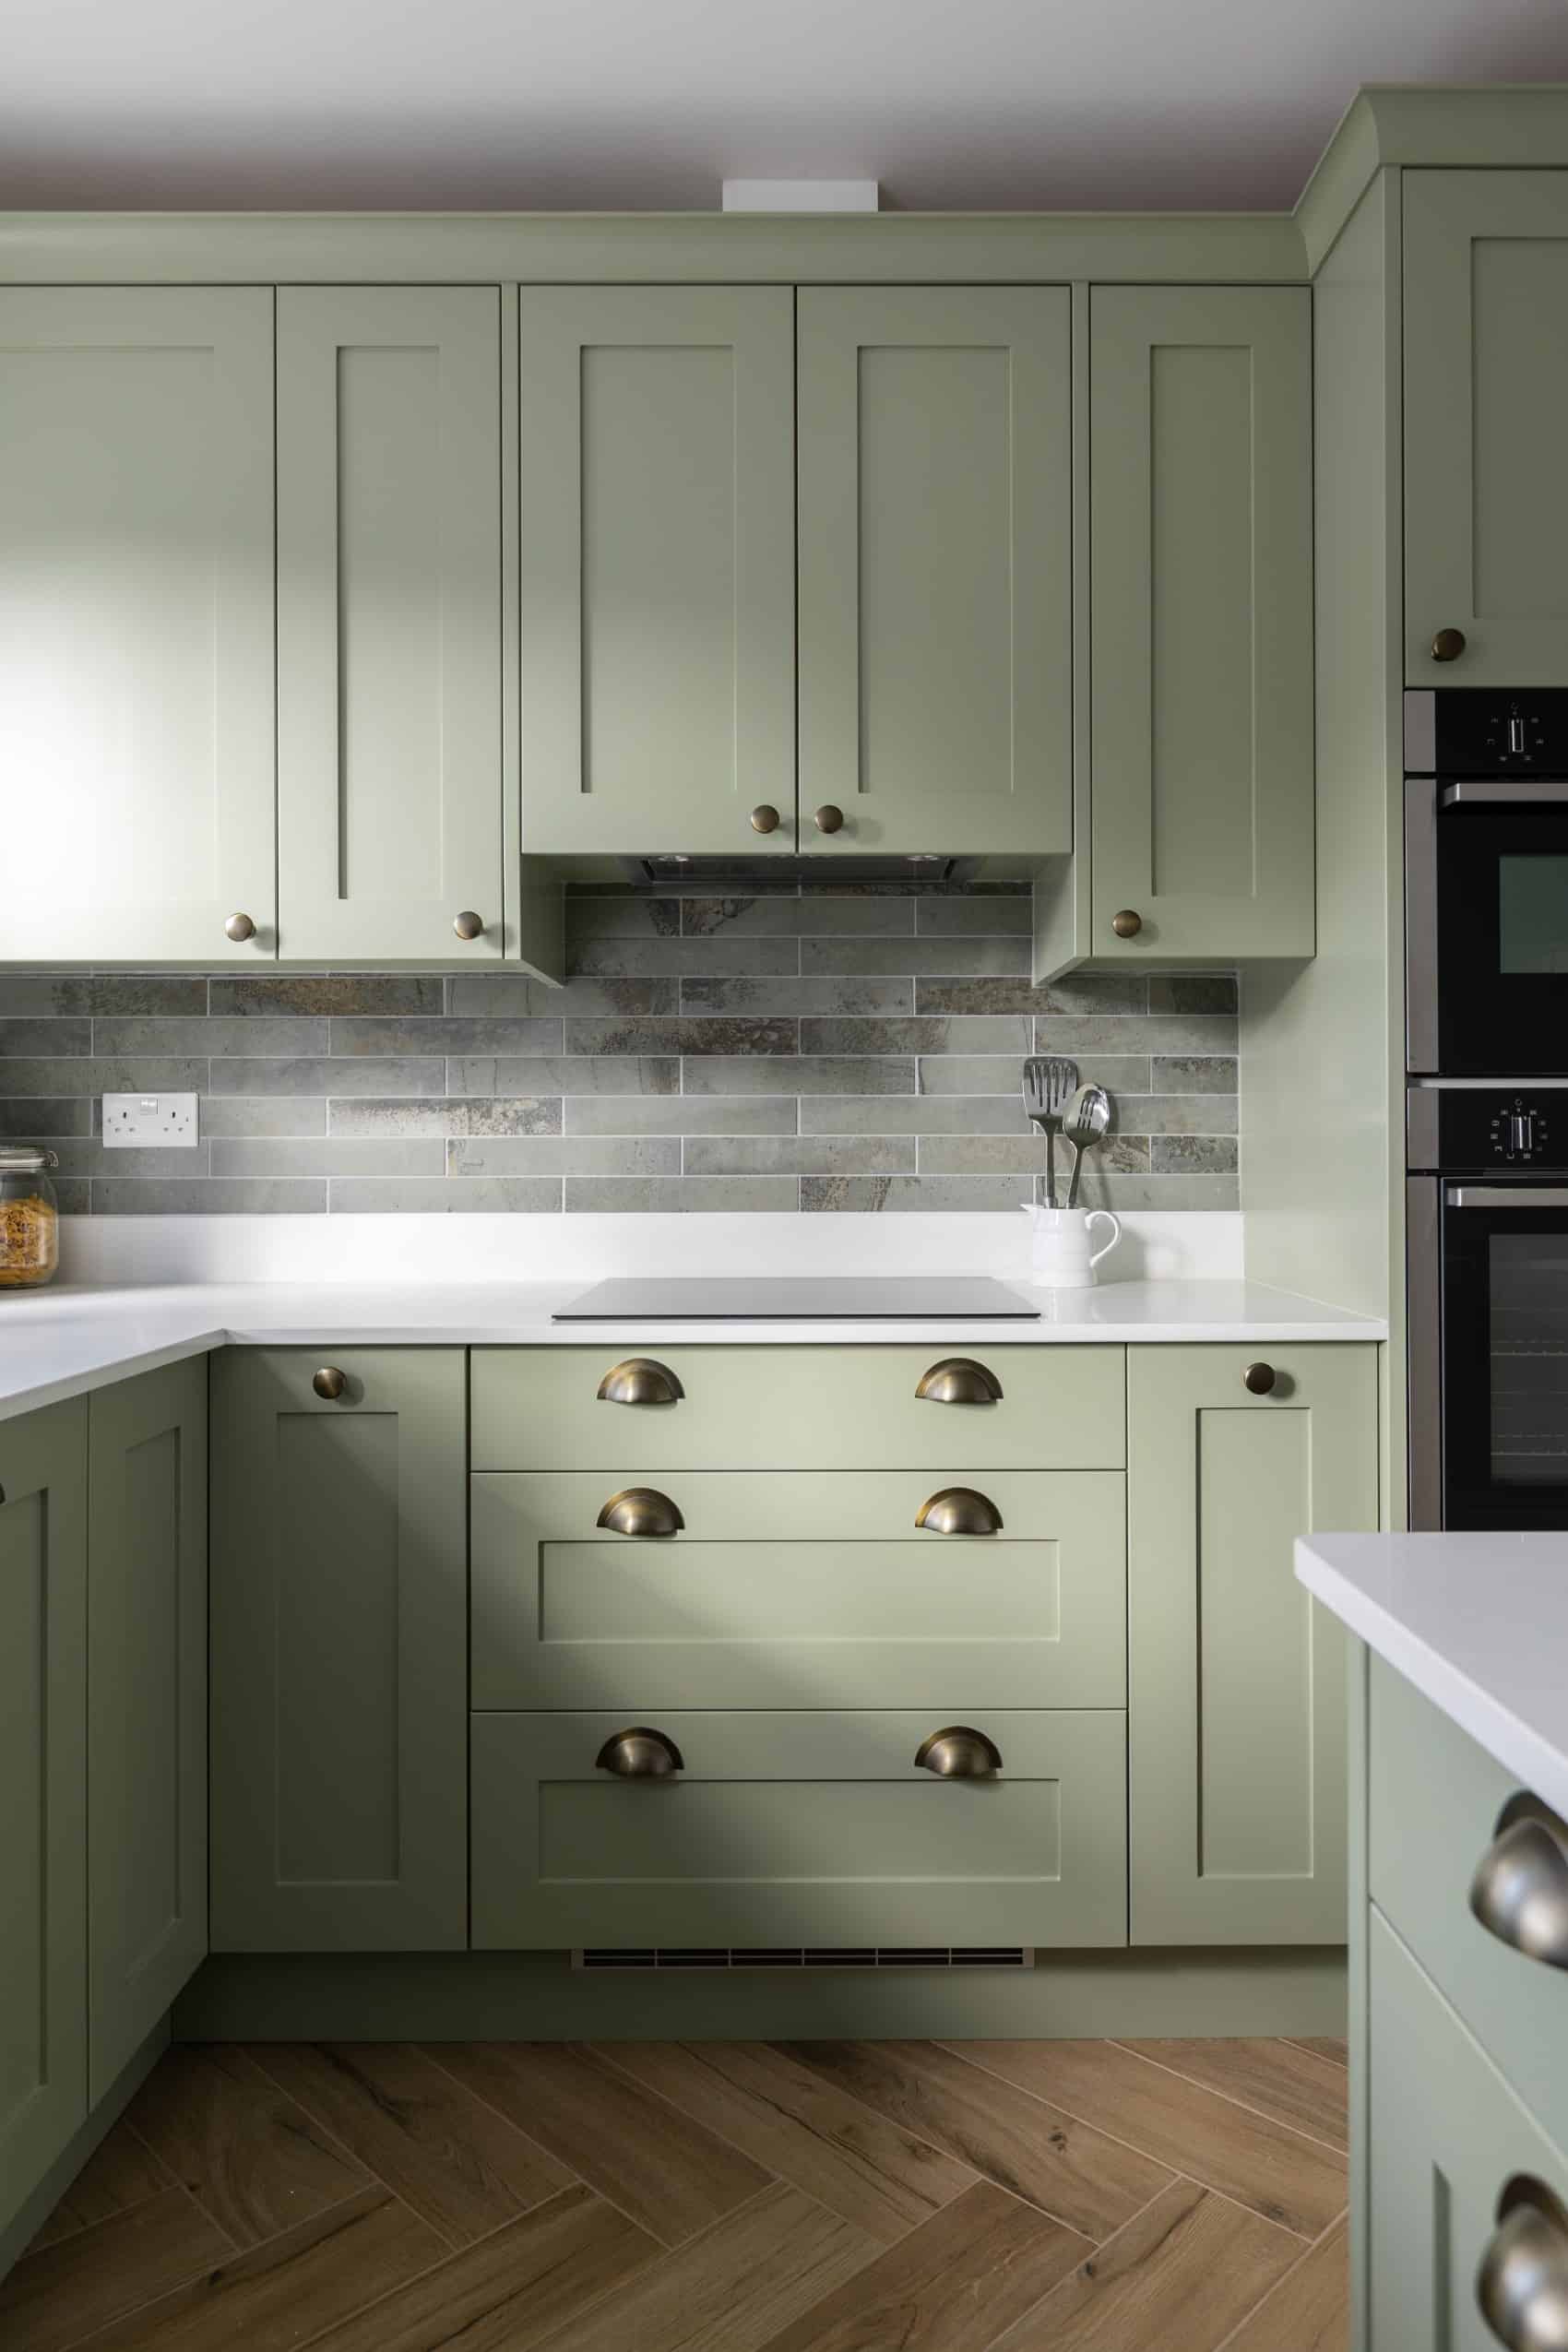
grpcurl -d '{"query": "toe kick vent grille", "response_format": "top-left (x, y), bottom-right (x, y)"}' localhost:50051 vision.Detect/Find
top-left (574, 1946), bottom-right (1035, 1972)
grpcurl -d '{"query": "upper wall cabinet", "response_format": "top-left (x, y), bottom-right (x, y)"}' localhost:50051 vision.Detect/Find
top-left (0, 290), bottom-right (275, 964)
top-left (1405, 172), bottom-right (1568, 687)
top-left (1090, 286), bottom-right (1314, 960)
top-left (518, 287), bottom-right (796, 859)
top-left (797, 288), bottom-right (1073, 858)
top-left (277, 288), bottom-right (504, 958)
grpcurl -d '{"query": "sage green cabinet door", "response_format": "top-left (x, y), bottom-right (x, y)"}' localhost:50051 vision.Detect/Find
top-left (0, 289), bottom-right (274, 965)
top-left (1405, 172), bottom-right (1568, 687)
top-left (1090, 287), bottom-right (1313, 959)
top-left (797, 288), bottom-right (1072, 857)
top-left (1128, 1344), bottom-right (1376, 1945)
top-left (278, 288), bottom-right (504, 958)
top-left (209, 1349), bottom-right (467, 1953)
top-left (88, 1359), bottom-right (208, 2104)
top-left (519, 287), bottom-right (795, 858)
top-left (0, 1400), bottom-right (87, 2227)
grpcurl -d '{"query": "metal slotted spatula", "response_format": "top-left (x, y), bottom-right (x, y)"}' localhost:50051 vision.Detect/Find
top-left (1022, 1056), bottom-right (1078, 1209)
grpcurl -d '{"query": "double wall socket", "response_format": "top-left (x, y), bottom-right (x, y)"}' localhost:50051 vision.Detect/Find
top-left (102, 1092), bottom-right (199, 1147)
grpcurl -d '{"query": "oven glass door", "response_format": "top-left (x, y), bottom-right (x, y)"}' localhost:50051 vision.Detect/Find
top-left (1443, 1186), bottom-right (1568, 1527)
top-left (1437, 798), bottom-right (1568, 1074)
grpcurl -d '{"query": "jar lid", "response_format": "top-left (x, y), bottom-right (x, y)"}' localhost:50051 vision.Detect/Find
top-left (0, 1147), bottom-right (58, 1173)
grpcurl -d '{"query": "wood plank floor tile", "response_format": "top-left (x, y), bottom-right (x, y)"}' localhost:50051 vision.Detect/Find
top-left (1118, 2037), bottom-right (1349, 2151)
top-left (1286, 2037), bottom-right (1349, 2069)
top-left (66, 2186), bottom-right (445, 2351)
top-left (1220, 2214), bottom-right (1349, 2352)
top-left (528, 2181), bottom-right (873, 2352)
top-left (951, 2040), bottom-right (1347, 2239)
top-left (300, 2182), bottom-right (660, 2352)
top-left (0, 2190), bottom-right (232, 2352)
top-left (754, 2179), bottom-right (1090, 2352)
top-left (248, 2042), bottom-right (573, 2250)
top-left (125, 2046), bottom-right (369, 2250)
top-left (24, 2123), bottom-right (173, 2255)
top-left (428, 2042), bottom-right (772, 2249)
top-left (603, 2040), bottom-right (977, 2244)
top-left (785, 2039), bottom-right (1173, 2239)
top-left (994, 2180), bottom-right (1303, 2351)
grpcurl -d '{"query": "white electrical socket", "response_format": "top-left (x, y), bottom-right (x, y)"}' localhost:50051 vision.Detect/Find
top-left (101, 1092), bottom-right (199, 1148)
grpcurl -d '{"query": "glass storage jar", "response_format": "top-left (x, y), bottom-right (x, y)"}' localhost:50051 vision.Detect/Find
top-left (0, 1148), bottom-right (60, 1289)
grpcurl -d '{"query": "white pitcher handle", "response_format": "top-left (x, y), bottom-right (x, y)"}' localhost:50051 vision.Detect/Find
top-left (1087, 1209), bottom-right (1122, 1267)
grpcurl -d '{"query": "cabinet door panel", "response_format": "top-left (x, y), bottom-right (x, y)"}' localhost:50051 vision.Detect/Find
top-left (798, 287), bottom-right (1072, 857)
top-left (1129, 1345), bottom-right (1376, 1943)
top-left (519, 287), bottom-right (795, 858)
top-left (0, 289), bottom-right (274, 964)
top-left (278, 288), bottom-right (503, 958)
top-left (1091, 286), bottom-right (1313, 958)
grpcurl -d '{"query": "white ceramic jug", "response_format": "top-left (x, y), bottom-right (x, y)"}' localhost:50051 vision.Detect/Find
top-left (1020, 1202), bottom-right (1122, 1289)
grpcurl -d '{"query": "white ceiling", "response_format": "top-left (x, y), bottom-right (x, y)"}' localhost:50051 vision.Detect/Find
top-left (6, 0), bottom-right (1568, 212)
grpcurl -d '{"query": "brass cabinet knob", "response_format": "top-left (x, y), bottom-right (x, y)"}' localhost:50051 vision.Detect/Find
top-left (916, 1486), bottom-right (1004, 1536)
top-left (596, 1726), bottom-right (684, 1777)
top-left (1469, 1794), bottom-right (1568, 1971)
top-left (915, 1357), bottom-right (1004, 1406)
top-left (597, 1357), bottom-right (684, 1407)
top-left (814, 804), bottom-right (845, 834)
top-left (1431, 627), bottom-right (1467, 663)
top-left (915, 1726), bottom-right (1004, 1777)
top-left (597, 1486), bottom-right (684, 1538)
top-left (1477, 2176), bottom-right (1568, 2349)
top-left (452, 909), bottom-right (485, 941)
top-left (1111, 909), bottom-right (1143, 940)
top-left (225, 911), bottom-right (256, 943)
top-left (750, 803), bottom-right (780, 834)
top-left (1242, 1361), bottom-right (1277, 1396)
top-left (313, 1366), bottom-right (348, 1400)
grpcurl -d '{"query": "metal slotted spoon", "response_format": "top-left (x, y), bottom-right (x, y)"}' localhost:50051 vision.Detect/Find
top-left (1061, 1082), bottom-right (1113, 1208)
top-left (1022, 1057), bottom-right (1078, 1208)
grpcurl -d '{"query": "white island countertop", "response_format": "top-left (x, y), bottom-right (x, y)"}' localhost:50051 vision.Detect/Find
top-left (1298, 1532), bottom-right (1568, 1823)
top-left (0, 1276), bottom-right (1385, 1426)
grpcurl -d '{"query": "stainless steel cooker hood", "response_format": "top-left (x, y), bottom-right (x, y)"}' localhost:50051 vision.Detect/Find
top-left (624, 852), bottom-right (982, 886)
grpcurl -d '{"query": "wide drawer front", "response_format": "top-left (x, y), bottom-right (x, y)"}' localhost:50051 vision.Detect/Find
top-left (470, 1345), bottom-right (1126, 1471)
top-left (470, 1469), bottom-right (1126, 1710)
top-left (470, 1709), bottom-right (1128, 1951)
top-left (1370, 1657), bottom-right (1568, 2147)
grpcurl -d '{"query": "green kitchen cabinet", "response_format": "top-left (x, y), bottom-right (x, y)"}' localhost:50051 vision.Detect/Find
top-left (87, 1360), bottom-right (208, 2104)
top-left (518, 286), bottom-right (795, 859)
top-left (209, 1348), bottom-right (468, 1952)
top-left (1404, 170), bottom-right (1568, 686)
top-left (797, 287), bottom-right (1073, 858)
top-left (1128, 1344), bottom-right (1377, 1944)
top-left (1089, 286), bottom-right (1314, 959)
top-left (0, 1400), bottom-right (88, 2226)
top-left (0, 289), bottom-right (275, 965)
top-left (277, 287), bottom-right (505, 959)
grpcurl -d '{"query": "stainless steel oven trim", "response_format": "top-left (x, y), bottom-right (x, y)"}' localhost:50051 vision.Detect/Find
top-left (1407, 1087), bottom-right (1440, 1168)
top-left (1405, 777), bottom-right (1439, 1075)
top-left (1440, 779), bottom-right (1568, 807)
top-left (1445, 1186), bottom-right (1568, 1208)
top-left (1404, 689), bottom-right (1435, 775)
top-left (1407, 1175), bottom-right (1443, 1531)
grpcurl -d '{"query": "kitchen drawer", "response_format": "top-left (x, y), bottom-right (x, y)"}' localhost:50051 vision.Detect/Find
top-left (470, 1345), bottom-right (1125, 1472)
top-left (470, 1709), bottom-right (1128, 1951)
top-left (471, 1469), bottom-right (1125, 1710)
top-left (1370, 1656), bottom-right (1568, 2148)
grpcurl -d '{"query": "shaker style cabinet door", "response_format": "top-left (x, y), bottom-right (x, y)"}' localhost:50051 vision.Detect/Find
top-left (518, 287), bottom-right (795, 858)
top-left (0, 290), bottom-right (275, 965)
top-left (1090, 286), bottom-right (1313, 959)
top-left (209, 1349), bottom-right (468, 1952)
top-left (797, 287), bottom-right (1073, 858)
top-left (277, 288), bottom-right (504, 958)
top-left (1127, 1344), bottom-right (1376, 1944)
top-left (1405, 171), bottom-right (1568, 687)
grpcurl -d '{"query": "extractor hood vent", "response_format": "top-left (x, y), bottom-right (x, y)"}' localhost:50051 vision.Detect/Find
top-left (627, 852), bottom-right (981, 887)
top-left (575, 1946), bottom-right (1034, 1971)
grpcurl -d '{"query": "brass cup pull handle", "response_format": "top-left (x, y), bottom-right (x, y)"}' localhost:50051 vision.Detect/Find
top-left (750, 803), bottom-right (780, 834)
top-left (1469, 1794), bottom-right (1568, 1971)
top-left (225, 911), bottom-right (256, 943)
top-left (915, 1356), bottom-right (1003, 1406)
top-left (453, 909), bottom-right (485, 941)
top-left (313, 1366), bottom-right (348, 1401)
top-left (1431, 626), bottom-right (1467, 663)
top-left (597, 1357), bottom-right (684, 1407)
top-left (596, 1726), bottom-right (684, 1777)
top-left (1477, 2176), bottom-right (1568, 2349)
top-left (597, 1487), bottom-right (684, 1538)
top-left (1242, 1361), bottom-right (1277, 1396)
top-left (814, 803), bottom-right (845, 835)
top-left (916, 1486), bottom-right (1004, 1536)
top-left (916, 1726), bottom-right (1004, 1778)
top-left (1111, 909), bottom-right (1142, 939)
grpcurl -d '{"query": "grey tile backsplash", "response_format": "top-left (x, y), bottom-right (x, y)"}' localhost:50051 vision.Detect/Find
top-left (0, 885), bottom-right (1240, 1214)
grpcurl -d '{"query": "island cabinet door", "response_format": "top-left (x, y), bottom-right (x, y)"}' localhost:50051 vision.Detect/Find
top-left (1127, 1343), bottom-right (1377, 1945)
top-left (797, 286), bottom-right (1072, 859)
top-left (209, 1348), bottom-right (467, 1953)
top-left (1404, 171), bottom-right (1568, 688)
top-left (87, 1359), bottom-right (208, 2103)
top-left (0, 1400), bottom-right (87, 2224)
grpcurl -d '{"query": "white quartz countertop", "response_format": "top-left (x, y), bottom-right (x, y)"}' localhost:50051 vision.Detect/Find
top-left (1298, 1533), bottom-right (1568, 1822)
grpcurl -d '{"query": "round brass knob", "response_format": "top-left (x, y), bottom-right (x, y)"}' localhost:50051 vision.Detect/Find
top-left (313, 1366), bottom-right (348, 1400)
top-left (225, 912), bottom-right (256, 943)
top-left (597, 1357), bottom-right (684, 1408)
top-left (1477, 2176), bottom-right (1568, 2349)
top-left (915, 1357), bottom-right (1004, 1406)
top-left (596, 1487), bottom-right (684, 1538)
top-left (915, 1486), bottom-right (1004, 1536)
top-left (1431, 627), bottom-right (1467, 663)
top-left (814, 804), bottom-right (845, 835)
top-left (750, 804), bottom-right (780, 834)
top-left (1111, 909), bottom-right (1143, 940)
top-left (1242, 1361), bottom-right (1277, 1396)
top-left (596, 1727), bottom-right (684, 1777)
top-left (915, 1726), bottom-right (1004, 1778)
top-left (453, 910), bottom-right (485, 941)
top-left (1469, 1793), bottom-right (1568, 1970)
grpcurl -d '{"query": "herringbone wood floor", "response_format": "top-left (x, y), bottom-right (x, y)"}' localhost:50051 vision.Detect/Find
top-left (3, 2036), bottom-right (1349, 2350)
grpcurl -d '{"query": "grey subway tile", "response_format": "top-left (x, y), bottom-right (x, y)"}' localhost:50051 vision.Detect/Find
top-left (208, 975), bottom-right (444, 1016)
top-left (800, 937), bottom-right (1031, 978)
top-left (680, 896), bottom-right (806, 936)
top-left (800, 1016), bottom-right (1030, 1056)
top-left (1149, 1055), bottom-right (1241, 1094)
top-left (446, 974), bottom-right (676, 1017)
top-left (447, 1055), bottom-right (680, 1096)
top-left (0, 976), bottom-right (206, 1016)
top-left (563, 897), bottom-right (682, 939)
top-left (564, 1096), bottom-right (797, 1136)
top-left (802, 1174), bottom-right (1032, 1212)
top-left (915, 975), bottom-right (1147, 1016)
top-left (208, 1057), bottom-right (445, 1098)
top-left (1111, 1093), bottom-right (1239, 1136)
top-left (52, 1178), bottom-right (91, 1215)
top-left (95, 1016), bottom-right (328, 1057)
top-left (564, 1016), bottom-right (798, 1057)
top-left (329, 1096), bottom-right (563, 1137)
top-left (328, 1016), bottom-right (564, 1057)
top-left (90, 1179), bottom-right (327, 1214)
top-left (1032, 1014), bottom-right (1238, 1056)
top-left (1072, 1170), bottom-right (1241, 1211)
top-left (0, 1058), bottom-right (209, 1098)
top-left (921, 1052), bottom-right (1152, 1097)
top-left (327, 1178), bottom-right (564, 1213)
top-left (801, 1095), bottom-right (1034, 1135)
top-left (1147, 974), bottom-right (1240, 1016)
top-left (683, 1056), bottom-right (916, 1095)
top-left (445, 1136), bottom-right (682, 1177)
top-left (681, 976), bottom-right (912, 1016)
top-left (914, 897), bottom-right (1033, 934)
top-left (51, 1142), bottom-right (212, 1179)
top-left (792, 899), bottom-right (916, 936)
top-left (198, 1099), bottom-right (328, 1137)
top-left (564, 1176), bottom-right (801, 1212)
top-left (915, 1135), bottom-right (1055, 1174)
top-left (1150, 1134), bottom-right (1240, 1174)
top-left (0, 1018), bottom-right (92, 1056)
top-left (0, 1098), bottom-right (92, 1137)
top-left (566, 936), bottom-right (800, 978)
top-left (208, 1139), bottom-right (448, 1179)
top-left (683, 1135), bottom-right (917, 1176)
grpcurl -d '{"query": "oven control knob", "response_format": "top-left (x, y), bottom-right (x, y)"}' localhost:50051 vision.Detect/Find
top-left (1504, 1110), bottom-right (1537, 1158)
